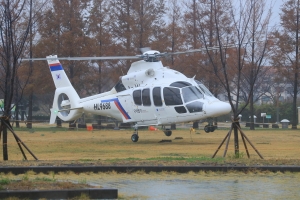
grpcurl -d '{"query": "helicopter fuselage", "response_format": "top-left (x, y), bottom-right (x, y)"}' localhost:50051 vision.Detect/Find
top-left (77, 60), bottom-right (231, 126)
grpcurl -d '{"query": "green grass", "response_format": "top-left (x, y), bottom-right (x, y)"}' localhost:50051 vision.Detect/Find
top-left (0, 177), bottom-right (10, 185)
top-left (0, 177), bottom-right (11, 190)
top-left (79, 159), bottom-right (95, 162)
top-left (147, 157), bottom-right (187, 161)
top-left (34, 177), bottom-right (55, 182)
top-left (13, 127), bottom-right (69, 132)
top-left (147, 156), bottom-right (225, 163)
top-left (187, 156), bottom-right (225, 162)
top-left (227, 152), bottom-right (245, 159)
top-left (103, 156), bottom-right (225, 163)
top-left (107, 157), bottom-right (142, 162)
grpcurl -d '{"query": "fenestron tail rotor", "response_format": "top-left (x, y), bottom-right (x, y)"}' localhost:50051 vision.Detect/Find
top-left (58, 93), bottom-right (70, 117)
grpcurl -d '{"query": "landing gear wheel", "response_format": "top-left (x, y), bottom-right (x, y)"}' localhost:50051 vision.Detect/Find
top-left (164, 129), bottom-right (172, 137)
top-left (131, 133), bottom-right (139, 142)
top-left (204, 125), bottom-right (210, 133)
top-left (210, 126), bottom-right (215, 132)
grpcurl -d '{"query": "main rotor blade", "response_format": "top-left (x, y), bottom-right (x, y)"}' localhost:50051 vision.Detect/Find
top-left (166, 44), bottom-right (237, 56)
top-left (21, 42), bottom-right (249, 62)
top-left (21, 55), bottom-right (141, 61)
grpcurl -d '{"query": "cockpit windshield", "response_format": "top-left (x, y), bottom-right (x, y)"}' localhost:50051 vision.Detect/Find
top-left (163, 85), bottom-right (204, 114)
top-left (195, 80), bottom-right (213, 96)
top-left (182, 86), bottom-right (203, 103)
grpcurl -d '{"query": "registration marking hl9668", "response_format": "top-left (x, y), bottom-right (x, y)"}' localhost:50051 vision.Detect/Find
top-left (94, 102), bottom-right (111, 110)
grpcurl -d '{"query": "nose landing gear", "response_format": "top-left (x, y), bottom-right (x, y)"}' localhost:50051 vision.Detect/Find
top-left (204, 124), bottom-right (216, 133)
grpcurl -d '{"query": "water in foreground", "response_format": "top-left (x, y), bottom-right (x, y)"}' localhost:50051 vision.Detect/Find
top-left (81, 171), bottom-right (300, 199)
top-left (2, 171), bottom-right (299, 199)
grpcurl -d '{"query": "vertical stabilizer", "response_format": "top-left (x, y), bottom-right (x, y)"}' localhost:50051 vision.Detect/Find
top-left (47, 55), bottom-right (72, 88)
top-left (47, 55), bottom-right (82, 124)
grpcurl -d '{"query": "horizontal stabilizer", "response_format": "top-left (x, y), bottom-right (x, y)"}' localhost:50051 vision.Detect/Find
top-left (58, 107), bottom-right (83, 112)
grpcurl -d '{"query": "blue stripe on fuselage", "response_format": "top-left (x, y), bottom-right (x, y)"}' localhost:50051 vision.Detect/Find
top-left (101, 98), bottom-right (131, 119)
top-left (101, 98), bottom-right (118, 103)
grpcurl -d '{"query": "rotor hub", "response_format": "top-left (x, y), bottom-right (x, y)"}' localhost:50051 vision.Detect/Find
top-left (142, 50), bottom-right (161, 62)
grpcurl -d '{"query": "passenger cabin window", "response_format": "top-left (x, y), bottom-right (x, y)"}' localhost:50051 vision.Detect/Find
top-left (182, 86), bottom-right (204, 103)
top-left (142, 89), bottom-right (151, 106)
top-left (163, 87), bottom-right (183, 105)
top-left (170, 81), bottom-right (191, 88)
top-left (153, 87), bottom-right (162, 106)
top-left (133, 89), bottom-right (151, 106)
top-left (133, 90), bottom-right (142, 105)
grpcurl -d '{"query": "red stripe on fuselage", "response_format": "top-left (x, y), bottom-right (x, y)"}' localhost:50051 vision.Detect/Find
top-left (114, 101), bottom-right (130, 120)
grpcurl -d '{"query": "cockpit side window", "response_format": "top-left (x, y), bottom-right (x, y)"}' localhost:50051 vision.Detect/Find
top-left (142, 88), bottom-right (151, 106)
top-left (163, 87), bottom-right (183, 105)
top-left (114, 80), bottom-right (126, 92)
top-left (170, 81), bottom-right (191, 88)
top-left (186, 101), bottom-right (203, 113)
top-left (182, 86), bottom-right (204, 103)
top-left (133, 90), bottom-right (142, 105)
top-left (153, 87), bottom-right (162, 106)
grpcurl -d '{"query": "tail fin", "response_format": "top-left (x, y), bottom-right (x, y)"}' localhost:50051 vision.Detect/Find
top-left (47, 55), bottom-right (72, 88)
top-left (47, 55), bottom-right (83, 124)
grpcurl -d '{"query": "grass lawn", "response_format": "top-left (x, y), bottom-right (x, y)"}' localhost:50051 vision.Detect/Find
top-left (1, 122), bottom-right (299, 165)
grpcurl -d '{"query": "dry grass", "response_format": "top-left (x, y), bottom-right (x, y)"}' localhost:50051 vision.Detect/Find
top-left (1, 123), bottom-right (300, 165)
top-left (0, 180), bottom-right (95, 191)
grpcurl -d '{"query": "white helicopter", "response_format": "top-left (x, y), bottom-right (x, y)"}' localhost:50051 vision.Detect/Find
top-left (26, 48), bottom-right (231, 142)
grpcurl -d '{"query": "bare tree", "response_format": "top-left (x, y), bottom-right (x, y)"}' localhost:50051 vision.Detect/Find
top-left (164, 0), bottom-right (186, 69)
top-left (199, 0), bottom-right (271, 157)
top-left (108, 0), bottom-right (166, 65)
top-left (132, 0), bottom-right (166, 49)
top-left (26, 0), bottom-right (47, 129)
top-left (271, 0), bottom-right (299, 129)
top-left (88, 0), bottom-right (112, 93)
top-left (0, 0), bottom-right (37, 160)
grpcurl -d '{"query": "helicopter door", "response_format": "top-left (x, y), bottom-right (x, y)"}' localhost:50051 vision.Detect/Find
top-left (116, 94), bottom-right (136, 123)
top-left (131, 89), bottom-right (158, 126)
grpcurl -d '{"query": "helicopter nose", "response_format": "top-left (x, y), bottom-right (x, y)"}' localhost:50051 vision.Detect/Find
top-left (204, 101), bottom-right (231, 117)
